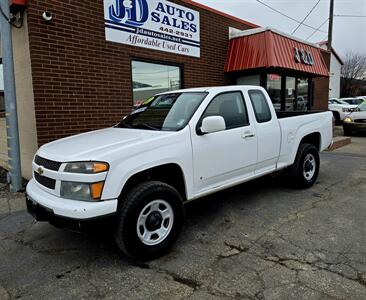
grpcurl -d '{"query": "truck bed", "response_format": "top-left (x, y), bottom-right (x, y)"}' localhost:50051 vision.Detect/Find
top-left (276, 110), bottom-right (325, 119)
top-left (275, 110), bottom-right (333, 170)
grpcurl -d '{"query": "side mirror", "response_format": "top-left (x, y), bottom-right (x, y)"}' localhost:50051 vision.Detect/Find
top-left (200, 116), bottom-right (226, 134)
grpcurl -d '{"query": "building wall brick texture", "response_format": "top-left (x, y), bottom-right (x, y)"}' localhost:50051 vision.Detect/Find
top-left (26, 0), bottom-right (253, 145)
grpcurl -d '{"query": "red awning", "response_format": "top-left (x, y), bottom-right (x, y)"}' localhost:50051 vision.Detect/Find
top-left (225, 28), bottom-right (329, 77)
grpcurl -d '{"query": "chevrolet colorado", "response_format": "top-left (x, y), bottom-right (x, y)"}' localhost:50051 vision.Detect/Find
top-left (26, 86), bottom-right (333, 259)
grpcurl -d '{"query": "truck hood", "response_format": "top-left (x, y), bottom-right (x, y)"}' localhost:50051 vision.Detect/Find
top-left (37, 127), bottom-right (172, 162)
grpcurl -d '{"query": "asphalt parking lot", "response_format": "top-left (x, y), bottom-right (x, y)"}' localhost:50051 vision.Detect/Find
top-left (1, 136), bottom-right (366, 299)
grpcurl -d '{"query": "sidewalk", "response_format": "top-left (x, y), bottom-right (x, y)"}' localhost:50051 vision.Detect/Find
top-left (0, 183), bottom-right (26, 217)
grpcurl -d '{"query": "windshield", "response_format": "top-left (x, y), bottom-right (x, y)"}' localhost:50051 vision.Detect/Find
top-left (357, 102), bottom-right (366, 111)
top-left (338, 99), bottom-right (350, 105)
top-left (117, 92), bottom-right (208, 131)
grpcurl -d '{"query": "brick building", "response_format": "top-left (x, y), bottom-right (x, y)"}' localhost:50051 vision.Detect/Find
top-left (0, 0), bottom-right (330, 179)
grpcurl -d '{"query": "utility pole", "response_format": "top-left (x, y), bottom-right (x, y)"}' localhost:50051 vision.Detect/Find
top-left (327, 0), bottom-right (334, 51)
top-left (0, 0), bottom-right (22, 192)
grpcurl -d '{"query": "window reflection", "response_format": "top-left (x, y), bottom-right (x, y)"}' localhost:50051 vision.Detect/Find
top-left (132, 60), bottom-right (181, 106)
top-left (297, 78), bottom-right (309, 111)
top-left (266, 74), bottom-right (282, 111)
top-left (285, 77), bottom-right (296, 111)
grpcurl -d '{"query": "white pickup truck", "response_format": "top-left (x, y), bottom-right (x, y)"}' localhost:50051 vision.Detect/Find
top-left (26, 86), bottom-right (333, 259)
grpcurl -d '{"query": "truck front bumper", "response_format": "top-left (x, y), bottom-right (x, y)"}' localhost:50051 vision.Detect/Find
top-left (26, 179), bottom-right (118, 221)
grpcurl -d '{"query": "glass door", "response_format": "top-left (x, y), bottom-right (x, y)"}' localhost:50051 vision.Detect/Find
top-left (266, 74), bottom-right (282, 111)
top-left (296, 78), bottom-right (309, 111)
top-left (285, 77), bottom-right (296, 111)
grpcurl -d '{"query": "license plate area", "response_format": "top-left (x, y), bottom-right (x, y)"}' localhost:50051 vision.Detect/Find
top-left (26, 196), bottom-right (53, 221)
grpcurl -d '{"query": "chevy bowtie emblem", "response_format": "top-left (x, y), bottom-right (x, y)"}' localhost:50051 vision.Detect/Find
top-left (37, 166), bottom-right (44, 176)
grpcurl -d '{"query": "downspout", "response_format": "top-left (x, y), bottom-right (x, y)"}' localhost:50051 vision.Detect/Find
top-left (0, 0), bottom-right (22, 192)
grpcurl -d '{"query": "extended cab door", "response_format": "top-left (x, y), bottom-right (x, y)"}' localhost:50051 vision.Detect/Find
top-left (191, 91), bottom-right (257, 193)
top-left (246, 89), bottom-right (281, 174)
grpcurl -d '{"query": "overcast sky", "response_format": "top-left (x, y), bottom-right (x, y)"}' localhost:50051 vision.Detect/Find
top-left (194, 0), bottom-right (366, 58)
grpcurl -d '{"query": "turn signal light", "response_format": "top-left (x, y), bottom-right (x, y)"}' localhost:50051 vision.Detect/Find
top-left (93, 163), bottom-right (109, 173)
top-left (91, 182), bottom-right (104, 200)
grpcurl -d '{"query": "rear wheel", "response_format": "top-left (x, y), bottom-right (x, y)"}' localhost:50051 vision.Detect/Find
top-left (289, 143), bottom-right (320, 189)
top-left (114, 181), bottom-right (184, 260)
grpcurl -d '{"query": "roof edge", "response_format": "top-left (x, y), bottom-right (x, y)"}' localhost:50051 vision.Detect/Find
top-left (317, 41), bottom-right (344, 65)
top-left (229, 27), bottom-right (322, 49)
top-left (180, 0), bottom-right (259, 28)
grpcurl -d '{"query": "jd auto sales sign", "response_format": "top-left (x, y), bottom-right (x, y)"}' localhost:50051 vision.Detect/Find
top-left (104, 0), bottom-right (201, 58)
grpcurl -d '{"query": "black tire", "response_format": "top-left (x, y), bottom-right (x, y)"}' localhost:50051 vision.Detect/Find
top-left (289, 143), bottom-right (320, 189)
top-left (332, 111), bottom-right (341, 125)
top-left (114, 181), bottom-right (184, 261)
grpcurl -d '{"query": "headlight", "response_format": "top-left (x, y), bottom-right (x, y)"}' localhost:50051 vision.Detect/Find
top-left (64, 162), bottom-right (109, 174)
top-left (60, 181), bottom-right (105, 201)
top-left (343, 117), bottom-right (353, 123)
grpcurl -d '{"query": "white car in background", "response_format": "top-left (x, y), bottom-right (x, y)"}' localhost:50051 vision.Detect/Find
top-left (340, 97), bottom-right (364, 106)
top-left (343, 101), bottom-right (366, 135)
top-left (328, 98), bottom-right (357, 124)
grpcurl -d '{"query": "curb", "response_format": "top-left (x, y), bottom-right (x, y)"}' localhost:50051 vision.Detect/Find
top-left (328, 136), bottom-right (352, 151)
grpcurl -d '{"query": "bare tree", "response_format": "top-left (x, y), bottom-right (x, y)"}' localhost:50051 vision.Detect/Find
top-left (341, 52), bottom-right (366, 97)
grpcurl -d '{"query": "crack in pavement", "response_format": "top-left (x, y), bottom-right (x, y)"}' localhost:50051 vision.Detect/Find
top-left (208, 175), bottom-right (366, 298)
top-left (148, 265), bottom-right (201, 291)
top-left (85, 259), bottom-right (106, 299)
top-left (217, 238), bottom-right (366, 299)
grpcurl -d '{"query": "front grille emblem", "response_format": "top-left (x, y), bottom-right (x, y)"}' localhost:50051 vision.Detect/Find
top-left (36, 166), bottom-right (44, 176)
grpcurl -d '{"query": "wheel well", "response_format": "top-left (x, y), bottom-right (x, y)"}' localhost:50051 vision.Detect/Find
top-left (300, 132), bottom-right (321, 150)
top-left (120, 164), bottom-right (187, 201)
top-left (331, 110), bottom-right (340, 118)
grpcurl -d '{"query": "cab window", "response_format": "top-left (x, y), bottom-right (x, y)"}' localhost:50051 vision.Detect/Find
top-left (201, 92), bottom-right (249, 130)
top-left (248, 90), bottom-right (272, 123)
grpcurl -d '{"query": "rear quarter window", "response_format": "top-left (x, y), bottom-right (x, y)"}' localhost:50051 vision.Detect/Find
top-left (248, 90), bottom-right (272, 123)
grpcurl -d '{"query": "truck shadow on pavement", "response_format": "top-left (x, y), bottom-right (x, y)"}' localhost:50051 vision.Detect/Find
top-left (61, 173), bottom-right (297, 258)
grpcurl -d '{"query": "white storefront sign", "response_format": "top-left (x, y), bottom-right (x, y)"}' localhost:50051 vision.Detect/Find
top-left (104, 0), bottom-right (201, 58)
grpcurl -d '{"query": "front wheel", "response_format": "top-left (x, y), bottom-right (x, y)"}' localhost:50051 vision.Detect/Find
top-left (289, 143), bottom-right (320, 189)
top-left (114, 181), bottom-right (184, 260)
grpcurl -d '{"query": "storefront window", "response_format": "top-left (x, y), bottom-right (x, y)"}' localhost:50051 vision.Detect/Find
top-left (266, 74), bottom-right (282, 111)
top-left (285, 77), bottom-right (296, 111)
top-left (131, 60), bottom-right (181, 106)
top-left (264, 73), bottom-right (310, 112)
top-left (296, 78), bottom-right (309, 111)
top-left (237, 75), bottom-right (260, 86)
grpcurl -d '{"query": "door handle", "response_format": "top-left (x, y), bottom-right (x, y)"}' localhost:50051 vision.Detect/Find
top-left (242, 132), bottom-right (255, 139)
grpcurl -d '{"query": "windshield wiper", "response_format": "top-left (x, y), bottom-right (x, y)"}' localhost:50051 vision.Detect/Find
top-left (116, 123), bottom-right (133, 129)
top-left (135, 123), bottom-right (159, 131)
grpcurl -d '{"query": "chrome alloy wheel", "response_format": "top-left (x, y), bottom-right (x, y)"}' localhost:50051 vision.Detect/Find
top-left (303, 153), bottom-right (316, 181)
top-left (136, 199), bottom-right (174, 246)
